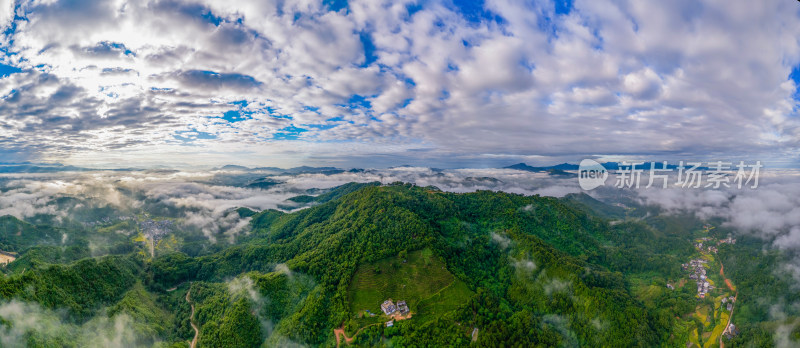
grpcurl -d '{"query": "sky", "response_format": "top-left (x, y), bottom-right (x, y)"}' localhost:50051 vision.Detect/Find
top-left (0, 0), bottom-right (799, 168)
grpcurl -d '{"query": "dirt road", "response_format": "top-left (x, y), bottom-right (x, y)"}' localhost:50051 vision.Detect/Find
top-left (186, 288), bottom-right (199, 348)
top-left (334, 326), bottom-right (353, 347)
top-left (335, 323), bottom-right (383, 347)
top-left (720, 263), bottom-right (735, 292)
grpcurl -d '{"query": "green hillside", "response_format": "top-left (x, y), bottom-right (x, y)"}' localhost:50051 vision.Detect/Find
top-left (348, 248), bottom-right (473, 325)
top-left (145, 183), bottom-right (673, 346)
top-left (0, 182), bottom-right (797, 347)
top-left (0, 215), bottom-right (64, 252)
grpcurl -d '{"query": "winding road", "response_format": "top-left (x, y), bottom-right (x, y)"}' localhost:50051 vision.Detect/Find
top-left (334, 323), bottom-right (382, 347)
top-left (334, 326), bottom-right (353, 347)
top-left (186, 288), bottom-right (199, 348)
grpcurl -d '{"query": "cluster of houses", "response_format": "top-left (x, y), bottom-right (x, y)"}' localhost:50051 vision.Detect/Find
top-left (694, 235), bottom-right (736, 255)
top-left (697, 281), bottom-right (714, 298)
top-left (721, 296), bottom-right (736, 311)
top-left (695, 241), bottom-right (718, 254)
top-left (381, 299), bottom-right (410, 326)
top-left (683, 259), bottom-right (714, 298)
top-left (140, 218), bottom-right (173, 239)
top-left (381, 299), bottom-right (410, 316)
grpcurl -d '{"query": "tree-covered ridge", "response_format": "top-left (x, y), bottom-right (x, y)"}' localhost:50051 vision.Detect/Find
top-left (0, 182), bottom-right (797, 346)
top-left (0, 215), bottom-right (65, 253)
top-left (144, 183), bottom-right (678, 346)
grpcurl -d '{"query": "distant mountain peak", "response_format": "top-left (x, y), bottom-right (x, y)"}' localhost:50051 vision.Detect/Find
top-left (504, 162), bottom-right (579, 172)
top-left (219, 164), bottom-right (251, 170)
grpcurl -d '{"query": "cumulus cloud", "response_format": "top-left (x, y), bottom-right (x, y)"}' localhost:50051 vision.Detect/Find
top-left (0, 0), bottom-right (795, 167)
top-left (622, 68), bottom-right (662, 100)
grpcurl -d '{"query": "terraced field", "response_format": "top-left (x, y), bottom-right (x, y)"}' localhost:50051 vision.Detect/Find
top-left (348, 248), bottom-right (457, 314)
top-left (346, 248), bottom-right (474, 336)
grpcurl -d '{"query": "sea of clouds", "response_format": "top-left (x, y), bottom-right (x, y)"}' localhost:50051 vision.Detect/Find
top-left (2, 167), bottom-right (799, 247)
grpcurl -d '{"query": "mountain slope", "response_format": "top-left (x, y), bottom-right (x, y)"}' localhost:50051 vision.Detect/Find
top-left (3, 182), bottom-right (786, 346)
top-left (146, 183), bottom-right (670, 346)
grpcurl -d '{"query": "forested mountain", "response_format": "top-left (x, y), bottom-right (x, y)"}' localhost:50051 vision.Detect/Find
top-left (0, 183), bottom-right (797, 347)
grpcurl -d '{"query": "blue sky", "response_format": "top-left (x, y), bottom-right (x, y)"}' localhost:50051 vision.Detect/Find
top-left (0, 0), bottom-right (799, 168)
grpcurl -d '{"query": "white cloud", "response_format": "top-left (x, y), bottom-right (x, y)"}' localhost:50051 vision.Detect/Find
top-left (491, 231), bottom-right (511, 249)
top-left (0, 0), bottom-right (795, 166)
top-left (622, 68), bottom-right (662, 100)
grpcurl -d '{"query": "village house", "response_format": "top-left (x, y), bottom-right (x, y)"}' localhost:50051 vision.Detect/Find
top-left (397, 300), bottom-right (410, 315)
top-left (381, 299), bottom-right (397, 315)
top-left (724, 324), bottom-right (739, 339)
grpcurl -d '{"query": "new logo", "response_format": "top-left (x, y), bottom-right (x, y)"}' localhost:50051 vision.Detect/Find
top-left (578, 159), bottom-right (608, 190)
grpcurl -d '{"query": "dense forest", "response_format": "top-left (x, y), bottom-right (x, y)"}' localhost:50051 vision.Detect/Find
top-left (0, 182), bottom-right (798, 347)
